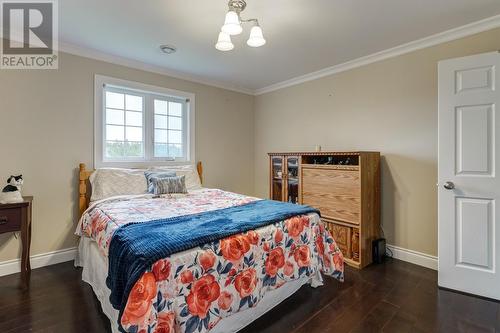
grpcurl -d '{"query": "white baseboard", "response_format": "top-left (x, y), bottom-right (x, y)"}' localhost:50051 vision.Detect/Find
top-left (387, 244), bottom-right (438, 270)
top-left (0, 247), bottom-right (77, 277)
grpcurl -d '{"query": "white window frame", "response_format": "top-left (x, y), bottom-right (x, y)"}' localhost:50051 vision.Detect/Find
top-left (94, 75), bottom-right (195, 168)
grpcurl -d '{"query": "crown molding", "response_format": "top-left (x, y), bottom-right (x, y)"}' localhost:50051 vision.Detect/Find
top-left (56, 14), bottom-right (500, 96)
top-left (58, 41), bottom-right (255, 95)
top-left (255, 14), bottom-right (500, 95)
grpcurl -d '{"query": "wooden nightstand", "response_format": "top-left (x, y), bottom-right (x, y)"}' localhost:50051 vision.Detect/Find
top-left (0, 196), bottom-right (32, 287)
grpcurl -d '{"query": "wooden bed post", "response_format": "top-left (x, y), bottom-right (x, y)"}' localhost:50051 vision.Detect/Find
top-left (79, 163), bottom-right (88, 217)
top-left (197, 161), bottom-right (203, 185)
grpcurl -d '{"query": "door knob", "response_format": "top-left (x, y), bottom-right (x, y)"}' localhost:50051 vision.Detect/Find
top-left (443, 181), bottom-right (455, 190)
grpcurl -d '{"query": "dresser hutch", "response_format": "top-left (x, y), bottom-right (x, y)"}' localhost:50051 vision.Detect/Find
top-left (269, 152), bottom-right (380, 268)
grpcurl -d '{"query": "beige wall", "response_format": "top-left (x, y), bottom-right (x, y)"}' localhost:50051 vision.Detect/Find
top-left (2, 27), bottom-right (500, 264)
top-left (254, 28), bottom-right (500, 257)
top-left (0, 52), bottom-right (254, 262)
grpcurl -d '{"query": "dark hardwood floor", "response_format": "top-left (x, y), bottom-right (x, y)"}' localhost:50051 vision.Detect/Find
top-left (0, 258), bottom-right (498, 333)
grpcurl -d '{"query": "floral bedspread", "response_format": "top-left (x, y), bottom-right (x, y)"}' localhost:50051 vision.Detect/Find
top-left (78, 188), bottom-right (344, 333)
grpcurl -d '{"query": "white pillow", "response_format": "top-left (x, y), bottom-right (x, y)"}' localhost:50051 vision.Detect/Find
top-left (151, 165), bottom-right (202, 191)
top-left (90, 168), bottom-right (148, 201)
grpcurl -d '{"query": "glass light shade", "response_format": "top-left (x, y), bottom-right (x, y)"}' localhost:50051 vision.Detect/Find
top-left (215, 31), bottom-right (234, 51)
top-left (221, 11), bottom-right (242, 35)
top-left (247, 25), bottom-right (266, 47)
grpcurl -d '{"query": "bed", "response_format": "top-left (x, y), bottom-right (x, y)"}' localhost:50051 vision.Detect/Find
top-left (74, 162), bottom-right (344, 333)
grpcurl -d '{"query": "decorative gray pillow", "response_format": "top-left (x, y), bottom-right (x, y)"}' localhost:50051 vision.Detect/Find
top-left (144, 171), bottom-right (176, 193)
top-left (151, 175), bottom-right (187, 195)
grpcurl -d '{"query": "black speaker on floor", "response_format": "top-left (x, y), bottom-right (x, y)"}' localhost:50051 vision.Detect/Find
top-left (372, 238), bottom-right (386, 264)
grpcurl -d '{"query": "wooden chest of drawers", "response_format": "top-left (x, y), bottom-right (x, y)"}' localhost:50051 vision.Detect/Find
top-left (269, 152), bottom-right (380, 268)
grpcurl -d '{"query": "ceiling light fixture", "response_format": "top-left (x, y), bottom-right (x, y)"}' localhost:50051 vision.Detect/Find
top-left (215, 0), bottom-right (266, 52)
top-left (221, 10), bottom-right (243, 35)
top-left (215, 31), bottom-right (234, 51)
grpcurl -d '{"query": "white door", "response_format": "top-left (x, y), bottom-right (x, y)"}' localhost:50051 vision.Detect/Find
top-left (438, 51), bottom-right (500, 299)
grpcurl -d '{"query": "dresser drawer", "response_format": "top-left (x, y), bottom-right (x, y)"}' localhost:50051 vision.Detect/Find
top-left (324, 221), bottom-right (351, 258)
top-left (302, 167), bottom-right (361, 224)
top-left (0, 207), bottom-right (22, 233)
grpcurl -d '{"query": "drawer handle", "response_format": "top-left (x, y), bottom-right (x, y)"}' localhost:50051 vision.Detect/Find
top-left (0, 216), bottom-right (7, 225)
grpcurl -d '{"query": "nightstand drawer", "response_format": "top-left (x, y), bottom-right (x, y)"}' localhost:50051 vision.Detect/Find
top-left (0, 207), bottom-right (22, 233)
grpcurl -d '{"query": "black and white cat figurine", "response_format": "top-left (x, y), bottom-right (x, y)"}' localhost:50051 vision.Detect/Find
top-left (0, 175), bottom-right (23, 204)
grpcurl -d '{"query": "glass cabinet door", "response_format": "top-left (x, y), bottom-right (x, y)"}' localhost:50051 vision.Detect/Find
top-left (271, 156), bottom-right (284, 201)
top-left (285, 156), bottom-right (299, 204)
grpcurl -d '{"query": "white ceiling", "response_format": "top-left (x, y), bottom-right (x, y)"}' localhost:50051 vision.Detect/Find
top-left (59, 0), bottom-right (500, 93)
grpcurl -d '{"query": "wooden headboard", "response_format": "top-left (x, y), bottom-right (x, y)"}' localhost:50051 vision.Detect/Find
top-left (78, 162), bottom-right (203, 218)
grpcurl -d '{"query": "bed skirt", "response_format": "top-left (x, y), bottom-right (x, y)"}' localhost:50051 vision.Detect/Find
top-left (75, 237), bottom-right (318, 333)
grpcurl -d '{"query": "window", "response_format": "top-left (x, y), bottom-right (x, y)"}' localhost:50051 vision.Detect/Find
top-left (104, 89), bottom-right (145, 159)
top-left (153, 99), bottom-right (185, 159)
top-left (95, 75), bottom-right (195, 167)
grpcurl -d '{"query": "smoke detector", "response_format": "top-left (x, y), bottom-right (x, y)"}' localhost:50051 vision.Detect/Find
top-left (160, 45), bottom-right (177, 54)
